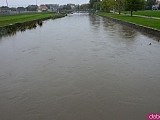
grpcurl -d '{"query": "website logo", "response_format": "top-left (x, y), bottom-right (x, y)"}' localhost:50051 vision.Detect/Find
top-left (147, 113), bottom-right (160, 120)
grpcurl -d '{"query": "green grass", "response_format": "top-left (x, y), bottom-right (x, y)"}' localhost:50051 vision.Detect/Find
top-left (122, 10), bottom-right (160, 18)
top-left (0, 12), bottom-right (55, 27)
top-left (97, 12), bottom-right (160, 30)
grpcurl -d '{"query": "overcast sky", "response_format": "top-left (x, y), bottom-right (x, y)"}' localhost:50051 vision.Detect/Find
top-left (1, 0), bottom-right (89, 7)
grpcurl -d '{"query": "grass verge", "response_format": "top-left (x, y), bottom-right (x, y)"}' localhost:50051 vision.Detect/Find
top-left (0, 12), bottom-right (56, 27)
top-left (97, 12), bottom-right (160, 30)
top-left (122, 10), bottom-right (160, 18)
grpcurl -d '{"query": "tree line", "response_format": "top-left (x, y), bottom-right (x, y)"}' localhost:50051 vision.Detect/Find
top-left (88, 0), bottom-right (159, 16)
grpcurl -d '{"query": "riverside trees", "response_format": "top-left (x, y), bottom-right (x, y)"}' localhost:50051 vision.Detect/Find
top-left (89, 0), bottom-right (101, 9)
top-left (146, 0), bottom-right (157, 9)
top-left (101, 0), bottom-right (115, 12)
top-left (90, 0), bottom-right (145, 16)
top-left (115, 0), bottom-right (125, 14)
top-left (125, 0), bottom-right (145, 16)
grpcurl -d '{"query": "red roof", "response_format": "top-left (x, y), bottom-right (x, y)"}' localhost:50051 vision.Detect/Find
top-left (39, 5), bottom-right (48, 10)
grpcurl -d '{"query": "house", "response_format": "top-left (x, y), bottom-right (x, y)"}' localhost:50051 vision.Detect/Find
top-left (38, 5), bottom-right (48, 12)
top-left (17, 7), bottom-right (26, 13)
top-left (69, 4), bottom-right (76, 10)
top-left (46, 4), bottom-right (59, 12)
top-left (0, 6), bottom-right (11, 15)
top-left (10, 7), bottom-right (17, 11)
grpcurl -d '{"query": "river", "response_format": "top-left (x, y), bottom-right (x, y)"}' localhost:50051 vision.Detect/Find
top-left (0, 13), bottom-right (160, 120)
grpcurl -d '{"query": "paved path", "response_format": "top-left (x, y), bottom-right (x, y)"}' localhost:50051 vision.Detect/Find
top-left (126, 14), bottom-right (160, 20)
top-left (110, 11), bottom-right (160, 20)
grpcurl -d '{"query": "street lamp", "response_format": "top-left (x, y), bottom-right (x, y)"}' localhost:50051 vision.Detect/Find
top-left (6, 0), bottom-right (8, 7)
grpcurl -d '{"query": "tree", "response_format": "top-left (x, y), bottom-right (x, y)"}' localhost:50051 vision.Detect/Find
top-left (89, 0), bottom-right (101, 9)
top-left (125, 0), bottom-right (145, 16)
top-left (146, 0), bottom-right (156, 10)
top-left (101, 0), bottom-right (115, 12)
top-left (63, 4), bottom-right (72, 10)
top-left (115, 0), bottom-right (125, 14)
top-left (26, 5), bottom-right (38, 11)
top-left (93, 2), bottom-right (102, 10)
top-left (1, 6), bottom-right (9, 9)
top-left (17, 7), bottom-right (25, 12)
top-left (80, 4), bottom-right (90, 10)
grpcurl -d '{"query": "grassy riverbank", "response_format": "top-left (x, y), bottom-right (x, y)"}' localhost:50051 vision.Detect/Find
top-left (97, 12), bottom-right (160, 30)
top-left (122, 10), bottom-right (160, 18)
top-left (0, 12), bottom-right (60, 27)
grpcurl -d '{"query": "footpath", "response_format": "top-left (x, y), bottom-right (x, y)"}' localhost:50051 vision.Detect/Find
top-left (110, 11), bottom-right (160, 20)
top-left (124, 14), bottom-right (160, 20)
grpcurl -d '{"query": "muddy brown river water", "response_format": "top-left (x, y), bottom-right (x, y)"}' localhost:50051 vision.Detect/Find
top-left (0, 13), bottom-right (160, 120)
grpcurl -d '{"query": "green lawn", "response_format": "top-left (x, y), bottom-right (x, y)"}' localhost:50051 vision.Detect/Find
top-left (122, 10), bottom-right (160, 18)
top-left (0, 12), bottom-right (55, 27)
top-left (97, 12), bottom-right (160, 30)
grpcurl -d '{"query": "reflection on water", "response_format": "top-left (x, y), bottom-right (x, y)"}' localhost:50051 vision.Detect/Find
top-left (0, 13), bottom-right (160, 120)
top-left (0, 21), bottom-right (43, 38)
top-left (102, 17), bottom-right (137, 39)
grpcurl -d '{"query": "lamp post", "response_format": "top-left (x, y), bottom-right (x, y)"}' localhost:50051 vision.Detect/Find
top-left (6, 0), bottom-right (8, 7)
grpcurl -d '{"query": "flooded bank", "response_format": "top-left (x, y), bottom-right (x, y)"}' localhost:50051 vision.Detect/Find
top-left (0, 13), bottom-right (66, 37)
top-left (0, 13), bottom-right (160, 120)
top-left (0, 20), bottom-right (43, 37)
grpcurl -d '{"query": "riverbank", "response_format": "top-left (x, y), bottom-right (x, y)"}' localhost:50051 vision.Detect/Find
top-left (97, 12), bottom-right (160, 37)
top-left (0, 12), bottom-right (66, 37)
top-left (0, 12), bottom-right (66, 27)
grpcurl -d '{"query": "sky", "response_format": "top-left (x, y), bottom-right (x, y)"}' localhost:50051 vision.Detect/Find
top-left (1, 0), bottom-right (160, 7)
top-left (1, 0), bottom-right (89, 7)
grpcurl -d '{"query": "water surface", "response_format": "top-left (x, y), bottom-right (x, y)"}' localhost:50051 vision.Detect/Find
top-left (0, 13), bottom-right (160, 120)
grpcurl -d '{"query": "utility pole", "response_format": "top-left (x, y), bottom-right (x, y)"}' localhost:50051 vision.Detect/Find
top-left (6, 0), bottom-right (8, 7)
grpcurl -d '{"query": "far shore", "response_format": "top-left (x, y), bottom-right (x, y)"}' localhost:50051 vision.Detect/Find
top-left (0, 12), bottom-right (66, 27)
top-left (0, 12), bottom-right (66, 37)
top-left (97, 12), bottom-right (160, 37)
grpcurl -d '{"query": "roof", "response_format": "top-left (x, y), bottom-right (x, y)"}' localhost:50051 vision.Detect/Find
top-left (39, 5), bottom-right (48, 10)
